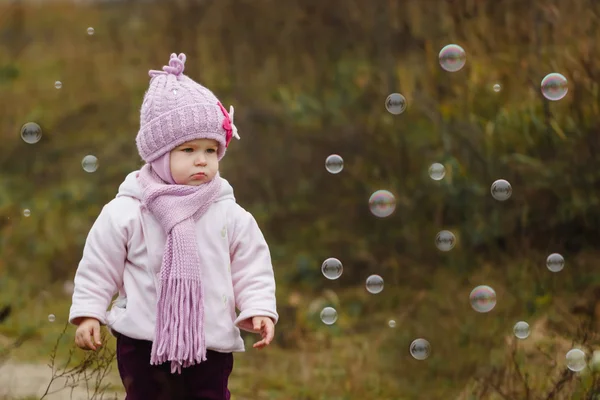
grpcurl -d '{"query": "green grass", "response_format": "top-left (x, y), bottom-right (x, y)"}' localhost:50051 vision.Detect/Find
top-left (1, 252), bottom-right (599, 399)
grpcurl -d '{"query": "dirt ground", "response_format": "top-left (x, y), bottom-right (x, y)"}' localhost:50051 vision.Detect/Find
top-left (0, 360), bottom-right (123, 400)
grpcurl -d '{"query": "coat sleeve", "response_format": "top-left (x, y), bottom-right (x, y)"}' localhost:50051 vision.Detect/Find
top-left (229, 207), bottom-right (278, 332)
top-left (69, 200), bottom-right (128, 326)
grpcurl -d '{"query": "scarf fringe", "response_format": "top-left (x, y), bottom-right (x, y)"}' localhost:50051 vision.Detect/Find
top-left (150, 278), bottom-right (207, 374)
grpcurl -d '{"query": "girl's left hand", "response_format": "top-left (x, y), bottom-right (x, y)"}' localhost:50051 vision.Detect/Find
top-left (251, 316), bottom-right (275, 349)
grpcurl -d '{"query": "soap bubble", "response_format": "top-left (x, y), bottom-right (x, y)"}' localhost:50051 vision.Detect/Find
top-left (365, 274), bottom-right (384, 294)
top-left (325, 154), bottom-right (344, 174)
top-left (320, 307), bottom-right (338, 325)
top-left (321, 257), bottom-right (343, 280)
top-left (54, 81), bottom-right (62, 89)
top-left (87, 27), bottom-right (95, 35)
top-left (428, 163), bottom-right (446, 181)
top-left (513, 321), bottom-right (530, 339)
top-left (491, 179), bottom-right (512, 201)
top-left (23, 209), bottom-right (31, 217)
top-left (439, 44), bottom-right (466, 72)
top-left (410, 338), bottom-right (431, 360)
top-left (368, 190), bottom-right (396, 218)
top-left (48, 314), bottom-right (56, 322)
top-left (20, 122), bottom-right (42, 144)
top-left (469, 285), bottom-right (497, 313)
top-left (493, 84), bottom-right (501, 92)
top-left (388, 319), bottom-right (396, 328)
top-left (541, 73), bottom-right (568, 101)
top-left (385, 93), bottom-right (407, 115)
top-left (435, 230), bottom-right (456, 252)
top-left (63, 281), bottom-right (75, 295)
top-left (566, 349), bottom-right (586, 372)
top-left (546, 253), bottom-right (565, 272)
top-left (82, 155), bottom-right (98, 173)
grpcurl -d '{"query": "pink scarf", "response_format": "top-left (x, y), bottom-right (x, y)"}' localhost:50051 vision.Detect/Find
top-left (137, 163), bottom-right (222, 374)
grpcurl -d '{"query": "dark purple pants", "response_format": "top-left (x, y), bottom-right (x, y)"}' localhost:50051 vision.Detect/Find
top-left (115, 331), bottom-right (233, 400)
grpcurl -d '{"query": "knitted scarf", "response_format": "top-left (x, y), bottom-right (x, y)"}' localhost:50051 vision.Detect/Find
top-left (137, 163), bottom-right (222, 374)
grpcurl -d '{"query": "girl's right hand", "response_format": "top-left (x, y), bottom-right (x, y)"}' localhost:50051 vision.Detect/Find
top-left (74, 317), bottom-right (102, 351)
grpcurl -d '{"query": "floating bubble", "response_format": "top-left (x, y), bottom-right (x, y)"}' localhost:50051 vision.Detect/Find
top-left (546, 253), bottom-right (565, 272)
top-left (321, 257), bottom-right (343, 280)
top-left (385, 93), bottom-right (407, 115)
top-left (541, 73), bottom-right (568, 101)
top-left (513, 321), bottom-right (530, 339)
top-left (63, 281), bottom-right (75, 296)
top-left (320, 306), bottom-right (338, 325)
top-left (439, 44), bottom-right (466, 72)
top-left (410, 338), bottom-right (431, 360)
top-left (566, 349), bottom-right (586, 372)
top-left (48, 314), bottom-right (56, 322)
top-left (428, 163), bottom-right (446, 181)
top-left (491, 179), bottom-right (512, 201)
top-left (54, 81), bottom-right (62, 89)
top-left (388, 319), bottom-right (396, 328)
top-left (87, 27), bottom-right (95, 35)
top-left (82, 155), bottom-right (99, 173)
top-left (368, 190), bottom-right (396, 218)
top-left (365, 274), bottom-right (384, 294)
top-left (20, 122), bottom-right (42, 144)
top-left (435, 230), bottom-right (456, 252)
top-left (23, 209), bottom-right (31, 217)
top-left (325, 154), bottom-right (344, 174)
top-left (493, 84), bottom-right (501, 92)
top-left (469, 285), bottom-right (497, 313)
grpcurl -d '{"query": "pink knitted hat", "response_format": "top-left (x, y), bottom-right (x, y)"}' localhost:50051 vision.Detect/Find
top-left (136, 53), bottom-right (240, 163)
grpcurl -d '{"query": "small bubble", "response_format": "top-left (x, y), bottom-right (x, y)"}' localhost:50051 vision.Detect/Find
top-left (410, 338), bottom-right (431, 360)
top-left (172, 89), bottom-right (177, 95)
top-left (469, 285), bottom-right (497, 313)
top-left (546, 253), bottom-right (565, 272)
top-left (541, 73), bottom-right (568, 101)
top-left (82, 155), bottom-right (99, 173)
top-left (23, 209), bottom-right (31, 217)
top-left (491, 179), bottom-right (512, 201)
top-left (54, 81), bottom-right (62, 89)
top-left (365, 274), bottom-right (384, 294)
top-left (20, 122), bottom-right (42, 144)
top-left (435, 230), bottom-right (456, 252)
top-left (320, 307), bottom-right (338, 325)
top-left (388, 319), bottom-right (396, 328)
top-left (321, 257), bottom-right (343, 280)
top-left (325, 154), bottom-right (344, 174)
top-left (48, 314), bottom-right (56, 322)
top-left (385, 93), bottom-right (407, 115)
top-left (493, 84), bottom-right (501, 92)
top-left (566, 349), bottom-right (586, 372)
top-left (87, 27), bottom-right (95, 35)
top-left (439, 44), bottom-right (466, 72)
top-left (513, 321), bottom-right (530, 339)
top-left (428, 163), bottom-right (446, 181)
top-left (368, 190), bottom-right (396, 218)
top-left (63, 281), bottom-right (75, 295)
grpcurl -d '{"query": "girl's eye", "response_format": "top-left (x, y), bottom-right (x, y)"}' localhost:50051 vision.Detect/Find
top-left (182, 148), bottom-right (193, 152)
top-left (207, 149), bottom-right (216, 154)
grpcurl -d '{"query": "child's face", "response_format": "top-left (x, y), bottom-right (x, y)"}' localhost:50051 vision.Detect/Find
top-left (170, 139), bottom-right (219, 185)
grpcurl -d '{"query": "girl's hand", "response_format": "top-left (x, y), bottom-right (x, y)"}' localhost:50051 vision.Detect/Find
top-left (251, 316), bottom-right (275, 349)
top-left (74, 317), bottom-right (102, 351)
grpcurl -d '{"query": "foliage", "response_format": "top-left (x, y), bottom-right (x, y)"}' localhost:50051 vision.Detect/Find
top-left (1, 0), bottom-right (600, 398)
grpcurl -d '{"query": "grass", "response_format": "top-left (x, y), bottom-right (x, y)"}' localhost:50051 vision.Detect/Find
top-left (1, 252), bottom-right (599, 399)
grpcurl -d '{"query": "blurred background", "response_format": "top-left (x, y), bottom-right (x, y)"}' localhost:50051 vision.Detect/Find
top-left (1, 0), bottom-right (600, 398)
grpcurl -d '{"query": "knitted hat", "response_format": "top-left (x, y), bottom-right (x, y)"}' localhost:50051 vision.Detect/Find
top-left (135, 53), bottom-right (239, 163)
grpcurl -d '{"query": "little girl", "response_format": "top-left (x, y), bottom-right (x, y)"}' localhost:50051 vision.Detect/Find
top-left (69, 53), bottom-right (278, 400)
